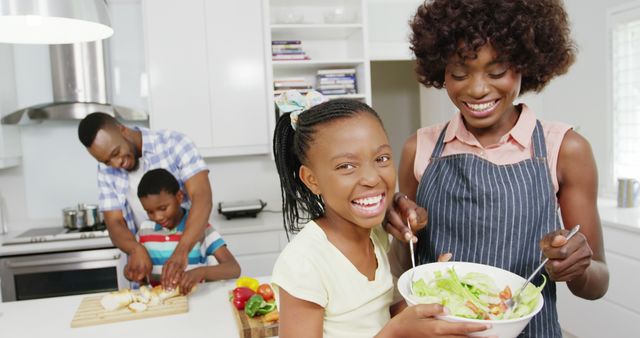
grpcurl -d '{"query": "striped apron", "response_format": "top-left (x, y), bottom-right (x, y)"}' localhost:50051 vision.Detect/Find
top-left (415, 121), bottom-right (562, 337)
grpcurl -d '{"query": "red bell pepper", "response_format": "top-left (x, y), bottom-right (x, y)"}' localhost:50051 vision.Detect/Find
top-left (232, 287), bottom-right (255, 310)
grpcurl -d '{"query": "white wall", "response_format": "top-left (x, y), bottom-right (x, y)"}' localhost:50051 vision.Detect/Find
top-left (371, 60), bottom-right (421, 168)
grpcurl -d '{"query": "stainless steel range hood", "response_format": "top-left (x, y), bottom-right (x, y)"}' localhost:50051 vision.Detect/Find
top-left (1, 40), bottom-right (147, 125)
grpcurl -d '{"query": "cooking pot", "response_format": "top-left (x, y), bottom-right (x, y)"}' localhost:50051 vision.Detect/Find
top-left (80, 203), bottom-right (101, 227)
top-left (63, 204), bottom-right (102, 229)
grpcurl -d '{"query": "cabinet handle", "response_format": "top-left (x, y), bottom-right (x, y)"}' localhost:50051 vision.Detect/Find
top-left (6, 253), bottom-right (121, 268)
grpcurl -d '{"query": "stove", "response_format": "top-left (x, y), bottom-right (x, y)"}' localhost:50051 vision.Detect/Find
top-left (2, 224), bottom-right (110, 245)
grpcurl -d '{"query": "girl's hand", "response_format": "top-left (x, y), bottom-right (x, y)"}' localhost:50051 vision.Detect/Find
top-left (380, 304), bottom-right (491, 338)
top-left (540, 227), bottom-right (593, 282)
top-left (179, 268), bottom-right (205, 295)
top-left (384, 192), bottom-right (428, 243)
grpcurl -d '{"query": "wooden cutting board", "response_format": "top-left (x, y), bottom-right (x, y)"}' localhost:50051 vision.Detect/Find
top-left (70, 294), bottom-right (188, 328)
top-left (229, 300), bottom-right (278, 338)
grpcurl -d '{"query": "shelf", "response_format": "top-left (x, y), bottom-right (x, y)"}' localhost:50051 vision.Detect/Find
top-left (325, 93), bottom-right (367, 100)
top-left (271, 24), bottom-right (363, 40)
top-left (273, 59), bottom-right (366, 68)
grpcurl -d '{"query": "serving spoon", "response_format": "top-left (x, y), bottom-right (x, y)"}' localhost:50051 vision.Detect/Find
top-left (505, 224), bottom-right (581, 310)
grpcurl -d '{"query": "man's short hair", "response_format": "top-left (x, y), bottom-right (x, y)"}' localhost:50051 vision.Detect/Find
top-left (77, 112), bottom-right (119, 147)
top-left (137, 168), bottom-right (180, 198)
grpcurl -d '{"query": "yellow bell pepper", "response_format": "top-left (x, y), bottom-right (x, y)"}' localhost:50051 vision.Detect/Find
top-left (236, 276), bottom-right (260, 292)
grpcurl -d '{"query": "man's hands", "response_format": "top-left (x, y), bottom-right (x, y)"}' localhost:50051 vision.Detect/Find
top-left (124, 244), bottom-right (152, 283)
top-left (384, 192), bottom-right (428, 242)
top-left (161, 249), bottom-right (188, 289)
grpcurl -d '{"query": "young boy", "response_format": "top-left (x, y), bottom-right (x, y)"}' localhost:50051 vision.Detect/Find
top-left (137, 168), bottom-right (241, 294)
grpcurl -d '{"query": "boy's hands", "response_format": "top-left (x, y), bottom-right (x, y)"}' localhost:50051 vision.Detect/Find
top-left (179, 268), bottom-right (205, 295)
top-left (124, 243), bottom-right (152, 282)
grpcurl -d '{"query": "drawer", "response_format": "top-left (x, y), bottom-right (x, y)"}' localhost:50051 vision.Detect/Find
top-left (602, 251), bottom-right (640, 312)
top-left (603, 225), bottom-right (640, 260)
top-left (224, 231), bottom-right (281, 256)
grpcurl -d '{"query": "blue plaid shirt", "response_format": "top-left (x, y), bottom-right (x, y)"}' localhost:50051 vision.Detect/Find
top-left (97, 127), bottom-right (208, 233)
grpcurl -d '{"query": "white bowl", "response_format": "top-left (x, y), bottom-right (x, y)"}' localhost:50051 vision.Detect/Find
top-left (398, 261), bottom-right (544, 338)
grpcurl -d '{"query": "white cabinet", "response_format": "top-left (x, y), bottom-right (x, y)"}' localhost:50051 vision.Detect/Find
top-left (0, 44), bottom-right (21, 169)
top-left (557, 222), bottom-right (640, 338)
top-left (215, 213), bottom-right (288, 277)
top-left (367, 0), bottom-right (423, 61)
top-left (264, 0), bottom-right (372, 141)
top-left (142, 0), bottom-right (271, 158)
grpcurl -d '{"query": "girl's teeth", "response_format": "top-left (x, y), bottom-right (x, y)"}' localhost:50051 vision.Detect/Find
top-left (353, 195), bottom-right (382, 206)
top-left (468, 101), bottom-right (496, 111)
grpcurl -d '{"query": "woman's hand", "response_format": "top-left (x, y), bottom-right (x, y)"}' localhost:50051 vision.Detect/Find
top-left (384, 192), bottom-right (428, 243)
top-left (179, 268), bottom-right (205, 295)
top-left (379, 304), bottom-right (491, 338)
top-left (540, 227), bottom-right (593, 282)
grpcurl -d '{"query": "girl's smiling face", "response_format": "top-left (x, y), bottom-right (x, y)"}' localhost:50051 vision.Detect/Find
top-left (444, 43), bottom-right (522, 136)
top-left (299, 112), bottom-right (396, 230)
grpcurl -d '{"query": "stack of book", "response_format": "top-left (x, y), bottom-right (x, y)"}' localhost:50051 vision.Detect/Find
top-left (272, 40), bottom-right (310, 61)
top-left (273, 77), bottom-right (313, 96)
top-left (316, 68), bottom-right (357, 95)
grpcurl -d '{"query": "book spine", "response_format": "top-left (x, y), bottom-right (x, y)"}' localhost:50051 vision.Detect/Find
top-left (272, 40), bottom-right (301, 45)
top-left (317, 68), bottom-right (356, 75)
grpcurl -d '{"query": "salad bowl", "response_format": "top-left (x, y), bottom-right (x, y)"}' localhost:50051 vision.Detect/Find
top-left (398, 261), bottom-right (544, 338)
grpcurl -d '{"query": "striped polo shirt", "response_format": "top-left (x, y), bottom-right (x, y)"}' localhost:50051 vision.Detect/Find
top-left (137, 208), bottom-right (226, 277)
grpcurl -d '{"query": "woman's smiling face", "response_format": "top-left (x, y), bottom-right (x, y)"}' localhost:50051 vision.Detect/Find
top-left (444, 43), bottom-right (522, 135)
top-left (299, 112), bottom-right (396, 230)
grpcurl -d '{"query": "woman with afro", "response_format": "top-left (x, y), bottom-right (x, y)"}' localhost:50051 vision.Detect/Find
top-left (385, 1), bottom-right (609, 337)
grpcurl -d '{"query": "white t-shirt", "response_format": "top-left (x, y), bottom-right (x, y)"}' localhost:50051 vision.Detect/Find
top-left (271, 221), bottom-right (394, 338)
top-left (125, 162), bottom-right (147, 229)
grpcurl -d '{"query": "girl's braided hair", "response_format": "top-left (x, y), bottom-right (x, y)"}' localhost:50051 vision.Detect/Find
top-left (273, 98), bottom-right (381, 234)
top-left (410, 0), bottom-right (576, 94)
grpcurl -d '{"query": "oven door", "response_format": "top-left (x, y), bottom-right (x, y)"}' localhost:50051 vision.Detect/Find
top-left (0, 248), bottom-right (128, 302)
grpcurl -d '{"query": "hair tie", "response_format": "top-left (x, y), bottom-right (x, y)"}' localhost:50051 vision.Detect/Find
top-left (274, 90), bottom-right (329, 130)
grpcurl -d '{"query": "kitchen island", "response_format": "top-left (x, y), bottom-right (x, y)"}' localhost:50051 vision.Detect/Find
top-left (0, 278), bottom-right (264, 338)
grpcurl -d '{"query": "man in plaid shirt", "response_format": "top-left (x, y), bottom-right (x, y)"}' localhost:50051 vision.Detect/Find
top-left (78, 112), bottom-right (212, 290)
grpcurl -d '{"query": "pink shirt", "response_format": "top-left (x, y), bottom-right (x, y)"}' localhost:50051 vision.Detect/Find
top-left (414, 105), bottom-right (571, 194)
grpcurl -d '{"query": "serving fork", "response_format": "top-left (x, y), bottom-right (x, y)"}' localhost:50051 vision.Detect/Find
top-left (505, 224), bottom-right (581, 310)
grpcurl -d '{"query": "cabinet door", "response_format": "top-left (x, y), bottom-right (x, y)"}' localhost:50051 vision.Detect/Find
top-left (143, 0), bottom-right (270, 157)
top-left (143, 0), bottom-right (213, 148)
top-left (203, 0), bottom-right (269, 153)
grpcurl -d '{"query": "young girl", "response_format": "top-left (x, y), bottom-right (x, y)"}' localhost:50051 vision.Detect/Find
top-left (271, 93), bottom-right (490, 337)
top-left (385, 1), bottom-right (610, 337)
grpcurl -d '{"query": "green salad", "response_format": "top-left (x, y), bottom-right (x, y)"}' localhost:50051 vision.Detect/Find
top-left (411, 268), bottom-right (545, 320)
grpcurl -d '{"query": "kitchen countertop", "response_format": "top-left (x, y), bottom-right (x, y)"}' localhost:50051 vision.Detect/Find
top-left (0, 278), bottom-right (267, 338)
top-left (597, 198), bottom-right (640, 234)
top-left (0, 211), bottom-right (284, 257)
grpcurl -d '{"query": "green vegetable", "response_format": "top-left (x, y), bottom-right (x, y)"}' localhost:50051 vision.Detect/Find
top-left (244, 294), bottom-right (278, 317)
top-left (411, 267), bottom-right (545, 320)
top-left (244, 294), bottom-right (265, 317)
top-left (256, 302), bottom-right (277, 316)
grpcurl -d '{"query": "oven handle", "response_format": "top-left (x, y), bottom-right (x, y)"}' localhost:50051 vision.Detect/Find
top-left (6, 253), bottom-right (122, 268)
